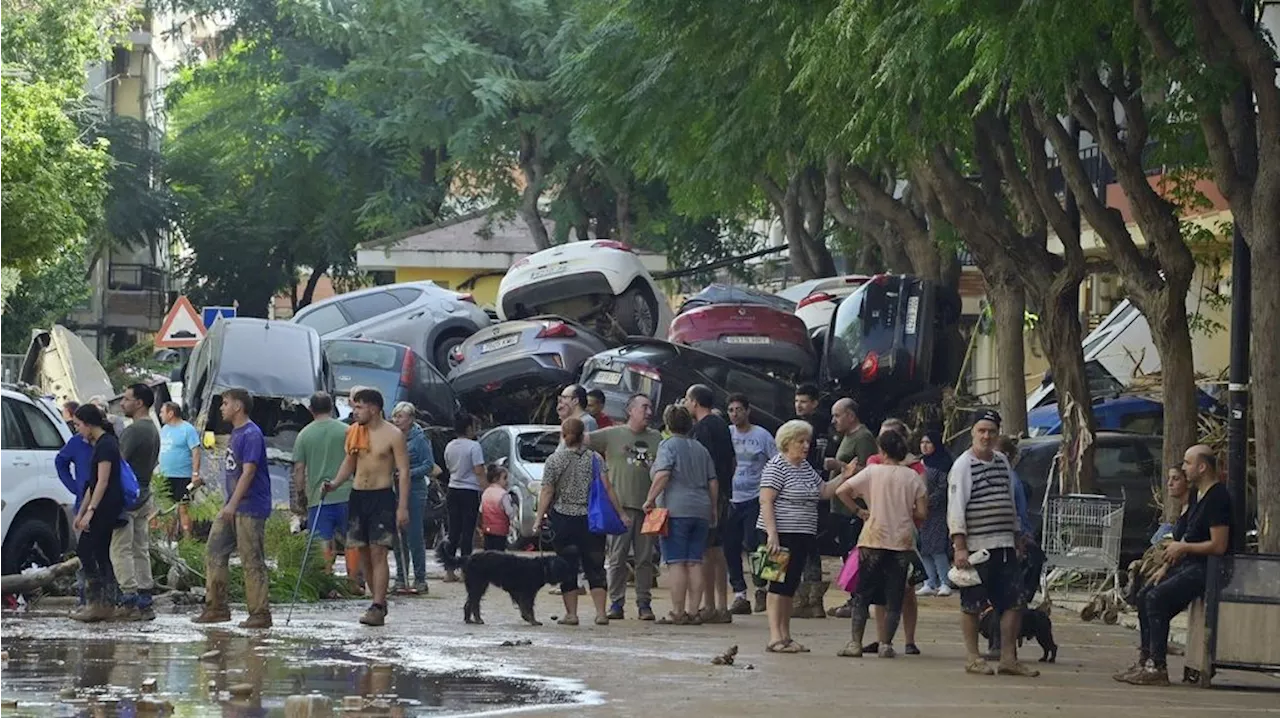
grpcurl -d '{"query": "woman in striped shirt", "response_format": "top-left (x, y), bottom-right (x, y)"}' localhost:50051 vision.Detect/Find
top-left (758, 419), bottom-right (855, 653)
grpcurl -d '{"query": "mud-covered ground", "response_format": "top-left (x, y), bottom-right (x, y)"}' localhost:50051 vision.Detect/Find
top-left (2, 559), bottom-right (1278, 717)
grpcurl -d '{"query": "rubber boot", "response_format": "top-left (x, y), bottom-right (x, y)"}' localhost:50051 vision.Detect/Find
top-left (790, 582), bottom-right (811, 618)
top-left (753, 587), bottom-right (768, 614)
top-left (804, 580), bottom-right (830, 618)
top-left (72, 602), bottom-right (114, 623)
top-left (193, 571), bottom-right (231, 624)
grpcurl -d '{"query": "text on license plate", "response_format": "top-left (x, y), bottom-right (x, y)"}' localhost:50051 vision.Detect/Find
top-left (723, 335), bottom-right (771, 345)
top-left (481, 334), bottom-right (520, 353)
top-left (592, 370), bottom-right (623, 386)
top-left (905, 296), bottom-right (920, 335)
top-left (531, 263), bottom-right (569, 280)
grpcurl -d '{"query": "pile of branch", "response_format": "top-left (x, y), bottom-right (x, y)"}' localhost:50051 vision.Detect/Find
top-left (1, 557), bottom-right (80, 595)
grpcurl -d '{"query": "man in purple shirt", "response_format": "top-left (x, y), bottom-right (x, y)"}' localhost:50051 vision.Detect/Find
top-left (192, 388), bottom-right (273, 628)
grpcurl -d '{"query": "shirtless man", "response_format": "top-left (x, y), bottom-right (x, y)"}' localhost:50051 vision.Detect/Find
top-left (322, 387), bottom-right (410, 626)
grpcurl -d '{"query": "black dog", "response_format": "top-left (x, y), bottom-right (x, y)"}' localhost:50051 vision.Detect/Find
top-left (978, 604), bottom-right (1058, 663)
top-left (436, 542), bottom-right (575, 626)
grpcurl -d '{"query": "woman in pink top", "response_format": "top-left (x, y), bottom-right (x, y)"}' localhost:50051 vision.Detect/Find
top-left (834, 429), bottom-right (927, 658)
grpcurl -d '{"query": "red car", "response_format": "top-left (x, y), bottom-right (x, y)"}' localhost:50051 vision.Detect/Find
top-left (668, 303), bottom-right (816, 380)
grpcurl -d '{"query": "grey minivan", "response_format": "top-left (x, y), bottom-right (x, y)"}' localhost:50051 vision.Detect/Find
top-left (292, 282), bottom-right (490, 373)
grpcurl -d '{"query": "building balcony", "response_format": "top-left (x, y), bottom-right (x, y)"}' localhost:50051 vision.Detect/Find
top-left (103, 263), bottom-right (172, 332)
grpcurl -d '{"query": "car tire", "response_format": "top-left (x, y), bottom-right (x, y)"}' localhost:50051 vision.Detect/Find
top-left (615, 282), bottom-right (658, 337)
top-left (433, 333), bottom-right (468, 373)
top-left (2, 516), bottom-right (63, 577)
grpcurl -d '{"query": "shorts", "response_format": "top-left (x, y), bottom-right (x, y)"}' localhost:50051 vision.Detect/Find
top-left (960, 547), bottom-right (1025, 615)
top-left (307, 502), bottom-right (349, 542)
top-left (346, 488), bottom-right (397, 549)
top-left (768, 532), bottom-right (815, 597)
top-left (857, 548), bottom-right (913, 610)
top-left (168, 477), bottom-right (193, 502)
top-left (660, 517), bottom-right (710, 565)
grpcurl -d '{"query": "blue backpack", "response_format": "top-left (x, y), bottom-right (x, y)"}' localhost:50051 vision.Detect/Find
top-left (120, 459), bottom-right (141, 509)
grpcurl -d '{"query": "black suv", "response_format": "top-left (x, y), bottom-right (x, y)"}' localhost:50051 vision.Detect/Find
top-left (1012, 432), bottom-right (1164, 564)
top-left (579, 339), bottom-right (795, 433)
top-left (819, 274), bottom-right (961, 427)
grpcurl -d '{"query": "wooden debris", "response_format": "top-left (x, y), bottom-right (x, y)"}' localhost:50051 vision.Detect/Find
top-left (499, 639), bottom-right (532, 647)
top-left (141, 678), bottom-right (158, 693)
top-left (199, 649), bottom-right (222, 661)
top-left (0, 557), bottom-right (80, 595)
top-left (228, 683), bottom-right (256, 697)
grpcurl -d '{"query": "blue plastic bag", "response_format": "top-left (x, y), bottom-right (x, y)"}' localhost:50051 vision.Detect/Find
top-left (120, 459), bottom-right (141, 509)
top-left (587, 454), bottom-right (627, 535)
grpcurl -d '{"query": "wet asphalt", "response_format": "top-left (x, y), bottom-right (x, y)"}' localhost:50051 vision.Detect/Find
top-left (2, 556), bottom-right (1278, 717)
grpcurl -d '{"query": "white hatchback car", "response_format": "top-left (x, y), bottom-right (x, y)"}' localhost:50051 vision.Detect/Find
top-left (792, 274), bottom-right (874, 336)
top-left (1, 386), bottom-right (77, 575)
top-left (496, 240), bottom-right (673, 339)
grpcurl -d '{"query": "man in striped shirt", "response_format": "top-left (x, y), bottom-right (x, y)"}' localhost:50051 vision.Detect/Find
top-left (948, 410), bottom-right (1039, 678)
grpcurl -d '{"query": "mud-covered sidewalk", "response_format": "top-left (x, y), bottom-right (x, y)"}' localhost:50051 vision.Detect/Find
top-left (3, 571), bottom-right (1278, 717)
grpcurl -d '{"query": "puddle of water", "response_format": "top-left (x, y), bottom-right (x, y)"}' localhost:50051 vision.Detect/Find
top-left (0, 632), bottom-right (581, 717)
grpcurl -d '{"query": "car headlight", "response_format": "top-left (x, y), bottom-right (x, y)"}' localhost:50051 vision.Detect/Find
top-left (527, 480), bottom-right (541, 497)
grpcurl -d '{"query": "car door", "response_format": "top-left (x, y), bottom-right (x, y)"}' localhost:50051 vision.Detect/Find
top-left (1092, 439), bottom-right (1160, 558)
top-left (338, 291), bottom-right (408, 340)
top-left (1, 397), bottom-right (35, 542)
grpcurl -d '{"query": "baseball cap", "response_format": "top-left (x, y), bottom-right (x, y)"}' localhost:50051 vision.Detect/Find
top-left (974, 409), bottom-right (1002, 428)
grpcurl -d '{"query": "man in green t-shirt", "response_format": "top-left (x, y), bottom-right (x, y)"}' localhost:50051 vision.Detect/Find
top-left (587, 393), bottom-right (664, 621)
top-left (292, 392), bottom-right (355, 575)
top-left (825, 397), bottom-right (878, 617)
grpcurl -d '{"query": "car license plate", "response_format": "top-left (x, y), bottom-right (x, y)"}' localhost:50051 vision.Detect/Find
top-left (723, 335), bottom-right (771, 345)
top-left (905, 296), bottom-right (920, 335)
top-left (530, 263), bottom-right (568, 280)
top-left (481, 334), bottom-right (520, 353)
top-left (592, 370), bottom-right (623, 386)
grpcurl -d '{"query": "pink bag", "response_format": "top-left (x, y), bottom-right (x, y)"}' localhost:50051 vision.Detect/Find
top-left (836, 547), bottom-right (861, 593)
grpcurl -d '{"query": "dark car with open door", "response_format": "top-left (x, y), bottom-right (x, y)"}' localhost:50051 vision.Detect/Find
top-left (818, 274), bottom-right (961, 427)
top-left (323, 338), bottom-right (457, 427)
top-left (579, 339), bottom-right (794, 434)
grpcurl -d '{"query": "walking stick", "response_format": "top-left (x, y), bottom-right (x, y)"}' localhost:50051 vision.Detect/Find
top-left (286, 487), bottom-right (323, 626)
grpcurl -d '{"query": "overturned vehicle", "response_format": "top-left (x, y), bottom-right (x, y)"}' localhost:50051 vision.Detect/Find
top-left (182, 318), bottom-right (333, 510)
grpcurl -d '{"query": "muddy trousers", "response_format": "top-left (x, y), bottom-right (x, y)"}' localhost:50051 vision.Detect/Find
top-left (205, 514), bottom-right (271, 618)
top-left (110, 496), bottom-right (155, 606)
top-left (445, 487), bottom-right (481, 562)
top-left (78, 521), bottom-right (116, 604)
top-left (606, 508), bottom-right (656, 608)
top-left (1138, 562), bottom-right (1205, 668)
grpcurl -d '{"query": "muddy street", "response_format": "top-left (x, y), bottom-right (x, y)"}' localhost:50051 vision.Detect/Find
top-left (3, 562), bottom-right (1277, 718)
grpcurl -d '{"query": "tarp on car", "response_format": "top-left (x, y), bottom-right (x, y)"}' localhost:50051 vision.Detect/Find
top-left (182, 318), bottom-right (330, 431)
top-left (20, 325), bottom-right (115, 406)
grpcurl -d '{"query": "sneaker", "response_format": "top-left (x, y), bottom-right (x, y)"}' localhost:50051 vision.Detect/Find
top-left (413, 580), bottom-right (429, 596)
top-left (730, 596), bottom-right (752, 615)
top-left (637, 604), bottom-right (655, 621)
top-left (997, 661), bottom-right (1041, 678)
top-left (606, 602), bottom-right (625, 620)
top-left (239, 613), bottom-right (273, 629)
top-left (965, 658), bottom-right (995, 675)
top-left (137, 605), bottom-right (157, 621)
top-left (1113, 661), bottom-right (1145, 682)
top-left (191, 608), bottom-right (232, 624)
top-left (836, 641), bottom-right (863, 658)
top-left (1123, 662), bottom-right (1169, 686)
top-left (72, 603), bottom-right (113, 623)
top-left (879, 644), bottom-right (897, 659)
top-left (112, 605), bottom-right (144, 622)
top-left (915, 584), bottom-right (936, 596)
top-left (936, 585), bottom-right (953, 597)
top-left (904, 643), bottom-right (921, 655)
top-left (360, 603), bottom-right (388, 627)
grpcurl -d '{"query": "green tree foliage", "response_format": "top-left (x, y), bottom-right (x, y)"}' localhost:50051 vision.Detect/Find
top-left (0, 240), bottom-right (93, 354)
top-left (0, 0), bottom-right (131, 272)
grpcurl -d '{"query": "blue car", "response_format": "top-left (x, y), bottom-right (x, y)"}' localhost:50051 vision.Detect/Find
top-left (1027, 393), bottom-right (1221, 436)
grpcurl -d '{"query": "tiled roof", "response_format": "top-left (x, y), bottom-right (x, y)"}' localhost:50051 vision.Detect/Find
top-left (360, 212), bottom-right (557, 255)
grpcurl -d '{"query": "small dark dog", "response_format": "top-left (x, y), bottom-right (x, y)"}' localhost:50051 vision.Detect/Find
top-left (978, 603), bottom-right (1058, 663)
top-left (436, 541), bottom-right (575, 626)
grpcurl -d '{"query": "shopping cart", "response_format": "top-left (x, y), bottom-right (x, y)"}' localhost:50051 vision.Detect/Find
top-left (1040, 488), bottom-right (1126, 601)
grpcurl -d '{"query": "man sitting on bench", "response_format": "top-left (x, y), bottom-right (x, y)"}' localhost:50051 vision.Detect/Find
top-left (1115, 444), bottom-right (1233, 687)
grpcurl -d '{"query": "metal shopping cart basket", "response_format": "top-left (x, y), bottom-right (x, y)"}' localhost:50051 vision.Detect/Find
top-left (1040, 482), bottom-right (1126, 600)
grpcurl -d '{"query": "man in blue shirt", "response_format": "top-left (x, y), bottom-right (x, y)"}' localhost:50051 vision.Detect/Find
top-left (159, 401), bottom-right (202, 540)
top-left (193, 388), bottom-right (273, 629)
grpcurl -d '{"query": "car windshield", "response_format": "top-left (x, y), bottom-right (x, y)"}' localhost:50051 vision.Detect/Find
top-left (325, 341), bottom-right (401, 370)
top-left (517, 430), bottom-right (560, 464)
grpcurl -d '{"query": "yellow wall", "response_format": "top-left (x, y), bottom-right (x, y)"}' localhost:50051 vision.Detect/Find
top-left (394, 268), bottom-right (504, 307)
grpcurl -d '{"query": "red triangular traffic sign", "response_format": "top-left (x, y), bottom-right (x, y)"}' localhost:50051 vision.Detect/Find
top-left (155, 296), bottom-right (207, 348)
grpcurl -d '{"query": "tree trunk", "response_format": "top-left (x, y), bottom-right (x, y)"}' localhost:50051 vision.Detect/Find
top-left (987, 273), bottom-right (1028, 436)
top-left (518, 133), bottom-right (552, 251)
top-left (2, 557), bottom-right (80, 594)
top-left (1037, 289), bottom-right (1097, 494)
top-left (1147, 295), bottom-right (1200, 522)
top-left (615, 186), bottom-right (633, 244)
top-left (1251, 216), bottom-right (1280, 552)
top-left (298, 263), bottom-right (328, 310)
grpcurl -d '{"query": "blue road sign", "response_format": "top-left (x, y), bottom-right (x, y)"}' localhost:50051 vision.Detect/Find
top-left (202, 306), bottom-right (236, 329)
